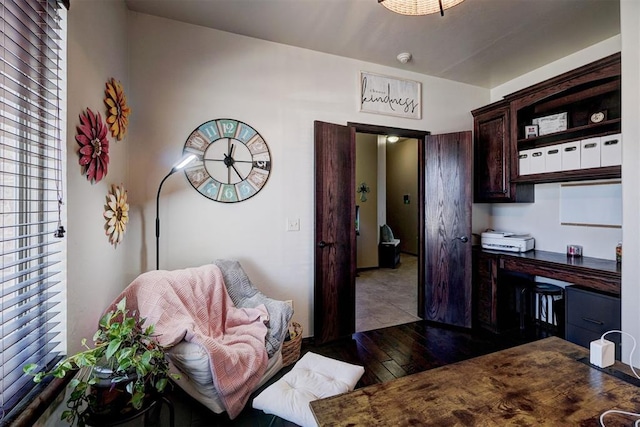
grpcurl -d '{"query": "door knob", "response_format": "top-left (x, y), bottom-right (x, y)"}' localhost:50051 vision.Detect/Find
top-left (455, 236), bottom-right (469, 243)
top-left (318, 241), bottom-right (333, 248)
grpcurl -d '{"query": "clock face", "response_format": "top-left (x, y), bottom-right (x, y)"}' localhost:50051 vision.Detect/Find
top-left (183, 119), bottom-right (271, 203)
top-left (590, 111), bottom-right (606, 124)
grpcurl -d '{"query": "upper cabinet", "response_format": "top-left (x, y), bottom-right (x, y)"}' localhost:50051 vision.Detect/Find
top-left (472, 53), bottom-right (621, 202)
top-left (472, 102), bottom-right (534, 203)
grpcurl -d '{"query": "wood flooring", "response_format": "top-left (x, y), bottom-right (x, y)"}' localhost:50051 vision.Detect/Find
top-left (161, 320), bottom-right (546, 427)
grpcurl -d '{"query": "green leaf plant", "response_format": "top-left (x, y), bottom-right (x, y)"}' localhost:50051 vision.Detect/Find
top-left (23, 297), bottom-right (179, 427)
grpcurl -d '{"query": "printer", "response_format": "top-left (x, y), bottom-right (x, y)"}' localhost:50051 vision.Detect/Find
top-left (481, 231), bottom-right (535, 253)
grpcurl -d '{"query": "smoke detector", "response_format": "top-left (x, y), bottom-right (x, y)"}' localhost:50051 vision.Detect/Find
top-left (397, 52), bottom-right (412, 64)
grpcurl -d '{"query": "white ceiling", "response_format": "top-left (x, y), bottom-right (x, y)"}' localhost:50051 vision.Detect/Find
top-left (124, 0), bottom-right (620, 89)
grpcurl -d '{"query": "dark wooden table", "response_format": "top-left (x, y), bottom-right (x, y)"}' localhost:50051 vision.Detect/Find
top-left (310, 337), bottom-right (640, 426)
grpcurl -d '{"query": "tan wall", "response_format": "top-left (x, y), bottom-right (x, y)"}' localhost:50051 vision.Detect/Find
top-left (386, 139), bottom-right (419, 255)
top-left (356, 134), bottom-right (379, 268)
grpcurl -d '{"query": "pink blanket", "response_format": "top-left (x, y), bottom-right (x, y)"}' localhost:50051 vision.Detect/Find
top-left (108, 264), bottom-right (269, 419)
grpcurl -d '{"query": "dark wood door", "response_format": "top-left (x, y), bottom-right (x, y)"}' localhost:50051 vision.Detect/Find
top-left (314, 121), bottom-right (356, 344)
top-left (424, 131), bottom-right (473, 328)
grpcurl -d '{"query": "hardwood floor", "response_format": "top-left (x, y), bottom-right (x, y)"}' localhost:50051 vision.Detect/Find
top-left (157, 320), bottom-right (547, 427)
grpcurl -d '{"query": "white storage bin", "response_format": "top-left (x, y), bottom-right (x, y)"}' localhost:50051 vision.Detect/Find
top-left (544, 145), bottom-right (562, 173)
top-left (600, 134), bottom-right (622, 167)
top-left (518, 150), bottom-right (531, 175)
top-left (561, 141), bottom-right (581, 171)
top-left (580, 137), bottom-right (601, 169)
top-left (529, 149), bottom-right (545, 174)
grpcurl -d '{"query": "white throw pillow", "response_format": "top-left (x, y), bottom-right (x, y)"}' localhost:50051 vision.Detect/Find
top-left (252, 352), bottom-right (364, 427)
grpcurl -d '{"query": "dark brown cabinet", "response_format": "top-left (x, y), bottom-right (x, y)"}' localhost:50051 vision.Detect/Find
top-left (472, 53), bottom-right (621, 202)
top-left (508, 53), bottom-right (621, 185)
top-left (565, 286), bottom-right (621, 359)
top-left (473, 102), bottom-right (534, 203)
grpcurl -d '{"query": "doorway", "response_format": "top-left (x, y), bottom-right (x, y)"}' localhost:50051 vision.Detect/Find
top-left (355, 133), bottom-right (420, 332)
top-left (314, 120), bottom-right (471, 344)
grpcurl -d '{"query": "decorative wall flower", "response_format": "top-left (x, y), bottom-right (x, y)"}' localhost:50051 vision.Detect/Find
top-left (76, 108), bottom-right (109, 183)
top-left (104, 184), bottom-right (129, 247)
top-left (104, 78), bottom-right (131, 141)
top-left (357, 182), bottom-right (370, 202)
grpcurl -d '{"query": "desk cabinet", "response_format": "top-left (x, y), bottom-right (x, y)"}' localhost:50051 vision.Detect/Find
top-left (565, 286), bottom-right (621, 359)
top-left (474, 250), bottom-right (499, 332)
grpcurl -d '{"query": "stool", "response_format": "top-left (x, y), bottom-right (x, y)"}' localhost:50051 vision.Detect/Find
top-left (533, 283), bottom-right (564, 333)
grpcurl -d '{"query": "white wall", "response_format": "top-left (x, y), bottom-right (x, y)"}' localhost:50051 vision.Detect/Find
top-left (620, 0), bottom-right (640, 367)
top-left (126, 13), bottom-right (488, 337)
top-left (479, 37), bottom-right (623, 260)
top-left (66, 1), bottom-right (130, 354)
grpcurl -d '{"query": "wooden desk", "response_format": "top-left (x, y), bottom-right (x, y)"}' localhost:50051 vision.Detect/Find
top-left (310, 337), bottom-right (640, 426)
top-left (474, 248), bottom-right (621, 333)
top-left (492, 249), bottom-right (621, 295)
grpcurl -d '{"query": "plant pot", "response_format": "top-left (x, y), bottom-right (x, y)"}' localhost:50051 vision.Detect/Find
top-left (89, 366), bottom-right (139, 416)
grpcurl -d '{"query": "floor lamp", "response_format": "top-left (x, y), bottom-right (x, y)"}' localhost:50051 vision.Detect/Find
top-left (156, 153), bottom-right (197, 270)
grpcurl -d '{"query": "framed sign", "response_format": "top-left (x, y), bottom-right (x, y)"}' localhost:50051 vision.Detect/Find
top-left (359, 72), bottom-right (421, 119)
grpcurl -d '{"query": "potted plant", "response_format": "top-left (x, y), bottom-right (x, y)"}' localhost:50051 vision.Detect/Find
top-left (24, 297), bottom-right (178, 427)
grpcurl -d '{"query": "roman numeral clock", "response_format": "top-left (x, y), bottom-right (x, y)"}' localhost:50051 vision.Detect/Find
top-left (183, 119), bottom-right (271, 202)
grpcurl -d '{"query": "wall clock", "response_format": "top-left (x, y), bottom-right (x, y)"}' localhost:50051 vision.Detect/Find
top-left (183, 119), bottom-right (271, 203)
top-left (589, 111), bottom-right (607, 124)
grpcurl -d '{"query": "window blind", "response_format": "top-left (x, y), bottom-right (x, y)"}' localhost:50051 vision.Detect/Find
top-left (0, 0), bottom-right (66, 421)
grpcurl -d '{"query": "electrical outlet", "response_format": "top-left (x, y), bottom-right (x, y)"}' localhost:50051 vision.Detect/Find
top-left (286, 218), bottom-right (300, 231)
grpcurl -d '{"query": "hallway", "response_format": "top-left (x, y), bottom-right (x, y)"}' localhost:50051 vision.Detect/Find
top-left (356, 254), bottom-right (420, 332)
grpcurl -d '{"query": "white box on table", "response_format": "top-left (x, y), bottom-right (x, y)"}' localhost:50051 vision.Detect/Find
top-left (529, 148), bottom-right (545, 174)
top-left (518, 150), bottom-right (531, 175)
top-left (561, 141), bottom-right (581, 171)
top-left (544, 145), bottom-right (562, 173)
top-left (600, 133), bottom-right (622, 167)
top-left (580, 137), bottom-right (601, 169)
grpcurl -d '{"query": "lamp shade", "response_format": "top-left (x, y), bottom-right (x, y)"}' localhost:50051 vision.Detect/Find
top-left (379, 0), bottom-right (465, 16)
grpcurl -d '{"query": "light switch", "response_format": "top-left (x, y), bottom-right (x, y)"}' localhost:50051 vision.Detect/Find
top-left (287, 218), bottom-right (300, 231)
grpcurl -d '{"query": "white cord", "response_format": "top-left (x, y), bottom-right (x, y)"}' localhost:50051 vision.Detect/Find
top-left (600, 330), bottom-right (640, 379)
top-left (600, 409), bottom-right (640, 426)
top-left (598, 331), bottom-right (640, 426)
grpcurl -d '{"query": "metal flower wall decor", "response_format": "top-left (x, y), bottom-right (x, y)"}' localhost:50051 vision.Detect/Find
top-left (104, 77), bottom-right (131, 141)
top-left (357, 182), bottom-right (370, 202)
top-left (76, 107), bottom-right (110, 183)
top-left (104, 184), bottom-right (129, 247)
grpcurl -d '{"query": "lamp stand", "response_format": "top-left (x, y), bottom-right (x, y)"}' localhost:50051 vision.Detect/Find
top-left (156, 169), bottom-right (175, 270)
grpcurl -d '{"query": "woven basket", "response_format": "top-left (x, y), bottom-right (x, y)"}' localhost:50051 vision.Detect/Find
top-left (281, 322), bottom-right (302, 367)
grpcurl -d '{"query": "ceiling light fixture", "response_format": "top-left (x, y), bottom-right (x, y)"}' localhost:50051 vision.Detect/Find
top-left (378, 0), bottom-right (466, 16)
top-left (387, 135), bottom-right (400, 143)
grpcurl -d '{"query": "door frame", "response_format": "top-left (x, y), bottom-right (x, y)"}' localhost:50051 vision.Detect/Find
top-left (347, 122), bottom-right (429, 318)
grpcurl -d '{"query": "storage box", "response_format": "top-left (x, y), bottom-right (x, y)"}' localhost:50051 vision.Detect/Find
top-left (580, 137), bottom-right (601, 169)
top-left (561, 141), bottom-right (581, 171)
top-left (529, 149), bottom-right (545, 174)
top-left (600, 133), bottom-right (622, 167)
top-left (544, 145), bottom-right (562, 173)
top-left (518, 150), bottom-right (531, 175)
